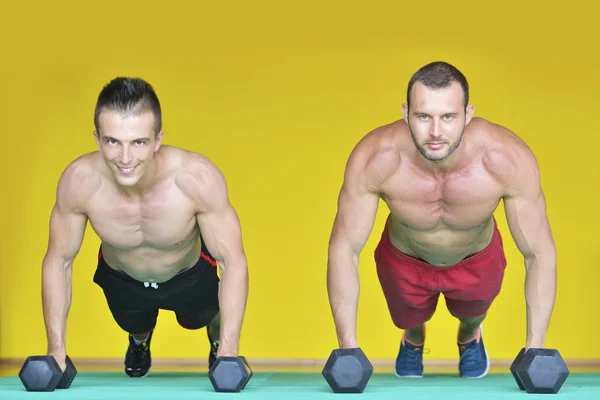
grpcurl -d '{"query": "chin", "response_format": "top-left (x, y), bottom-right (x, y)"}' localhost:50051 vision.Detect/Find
top-left (418, 148), bottom-right (450, 162)
top-left (114, 173), bottom-right (142, 187)
top-left (425, 152), bottom-right (451, 162)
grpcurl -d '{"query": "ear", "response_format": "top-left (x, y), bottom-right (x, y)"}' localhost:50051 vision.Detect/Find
top-left (465, 104), bottom-right (475, 125)
top-left (402, 103), bottom-right (409, 123)
top-left (154, 130), bottom-right (165, 152)
top-left (93, 130), bottom-right (101, 149)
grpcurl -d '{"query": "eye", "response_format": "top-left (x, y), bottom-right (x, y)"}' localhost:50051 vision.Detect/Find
top-left (134, 141), bottom-right (146, 146)
top-left (107, 139), bottom-right (118, 145)
top-left (443, 115), bottom-right (454, 121)
top-left (419, 115), bottom-right (429, 121)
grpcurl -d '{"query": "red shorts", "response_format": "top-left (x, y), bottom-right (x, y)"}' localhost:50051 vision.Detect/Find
top-left (374, 217), bottom-right (507, 329)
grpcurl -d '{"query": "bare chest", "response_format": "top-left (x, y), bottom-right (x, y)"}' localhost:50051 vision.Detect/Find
top-left (381, 166), bottom-right (503, 230)
top-left (87, 189), bottom-right (198, 250)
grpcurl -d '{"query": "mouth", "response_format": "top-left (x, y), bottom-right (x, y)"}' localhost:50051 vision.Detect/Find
top-left (426, 142), bottom-right (446, 149)
top-left (116, 165), bottom-right (138, 175)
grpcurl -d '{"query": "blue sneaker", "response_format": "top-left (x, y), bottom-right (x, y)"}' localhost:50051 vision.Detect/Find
top-left (395, 333), bottom-right (424, 378)
top-left (458, 325), bottom-right (490, 378)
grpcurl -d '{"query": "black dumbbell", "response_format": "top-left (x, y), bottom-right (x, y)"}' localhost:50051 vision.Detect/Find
top-left (322, 348), bottom-right (373, 393)
top-left (510, 348), bottom-right (526, 390)
top-left (19, 355), bottom-right (77, 392)
top-left (239, 356), bottom-right (253, 390)
top-left (510, 348), bottom-right (569, 394)
top-left (208, 356), bottom-right (252, 392)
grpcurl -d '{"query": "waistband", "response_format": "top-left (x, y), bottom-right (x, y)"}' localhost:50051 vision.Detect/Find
top-left (381, 215), bottom-right (501, 269)
top-left (97, 242), bottom-right (216, 282)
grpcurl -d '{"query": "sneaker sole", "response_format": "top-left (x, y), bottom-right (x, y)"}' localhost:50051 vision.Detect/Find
top-left (394, 371), bottom-right (424, 379)
top-left (461, 324), bottom-right (490, 379)
top-left (126, 366), bottom-right (151, 378)
top-left (140, 366), bottom-right (151, 378)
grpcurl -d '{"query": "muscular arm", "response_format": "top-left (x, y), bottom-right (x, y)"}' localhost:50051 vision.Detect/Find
top-left (189, 161), bottom-right (248, 357)
top-left (327, 149), bottom-right (381, 349)
top-left (42, 165), bottom-right (89, 367)
top-left (498, 146), bottom-right (557, 349)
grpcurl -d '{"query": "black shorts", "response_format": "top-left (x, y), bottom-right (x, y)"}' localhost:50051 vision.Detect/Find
top-left (93, 242), bottom-right (220, 334)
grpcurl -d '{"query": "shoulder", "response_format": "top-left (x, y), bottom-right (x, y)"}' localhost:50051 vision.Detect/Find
top-left (56, 152), bottom-right (103, 212)
top-left (472, 118), bottom-right (540, 195)
top-left (171, 147), bottom-right (227, 203)
top-left (345, 120), bottom-right (406, 189)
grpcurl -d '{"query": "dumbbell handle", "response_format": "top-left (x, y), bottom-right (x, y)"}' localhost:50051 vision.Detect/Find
top-left (57, 356), bottom-right (77, 389)
top-left (510, 348), bottom-right (526, 391)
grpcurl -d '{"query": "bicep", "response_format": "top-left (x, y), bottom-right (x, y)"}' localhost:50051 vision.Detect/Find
top-left (46, 203), bottom-right (88, 264)
top-left (196, 200), bottom-right (245, 269)
top-left (503, 179), bottom-right (554, 260)
top-left (329, 182), bottom-right (380, 255)
top-left (180, 158), bottom-right (246, 269)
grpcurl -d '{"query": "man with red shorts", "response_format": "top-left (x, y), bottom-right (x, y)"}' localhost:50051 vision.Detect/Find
top-left (326, 61), bottom-right (557, 379)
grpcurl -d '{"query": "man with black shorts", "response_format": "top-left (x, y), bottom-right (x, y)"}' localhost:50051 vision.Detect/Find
top-left (41, 77), bottom-right (249, 378)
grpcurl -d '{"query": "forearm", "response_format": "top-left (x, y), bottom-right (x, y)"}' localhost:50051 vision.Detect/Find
top-left (217, 261), bottom-right (248, 356)
top-left (42, 256), bottom-right (72, 355)
top-left (524, 252), bottom-right (557, 348)
top-left (327, 246), bottom-right (360, 348)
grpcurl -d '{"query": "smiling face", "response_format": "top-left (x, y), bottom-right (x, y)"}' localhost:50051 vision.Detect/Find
top-left (94, 108), bottom-right (163, 188)
top-left (402, 81), bottom-right (474, 162)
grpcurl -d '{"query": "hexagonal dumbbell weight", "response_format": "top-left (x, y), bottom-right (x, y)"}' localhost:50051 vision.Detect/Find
top-left (208, 356), bottom-right (252, 392)
top-left (510, 348), bottom-right (569, 394)
top-left (19, 355), bottom-right (77, 392)
top-left (322, 348), bottom-right (374, 393)
top-left (239, 356), bottom-right (253, 390)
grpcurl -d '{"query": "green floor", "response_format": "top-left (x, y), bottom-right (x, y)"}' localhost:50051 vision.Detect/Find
top-left (1, 372), bottom-right (598, 399)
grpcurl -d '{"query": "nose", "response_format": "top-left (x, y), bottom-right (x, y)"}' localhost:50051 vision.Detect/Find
top-left (120, 145), bottom-right (132, 165)
top-left (429, 119), bottom-right (442, 139)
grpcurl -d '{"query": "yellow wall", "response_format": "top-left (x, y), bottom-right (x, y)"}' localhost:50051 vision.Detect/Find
top-left (1, 1), bottom-right (598, 362)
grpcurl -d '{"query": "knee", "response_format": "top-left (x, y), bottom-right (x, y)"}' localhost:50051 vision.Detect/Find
top-left (177, 308), bottom-right (219, 330)
top-left (111, 310), bottom-right (157, 334)
top-left (452, 312), bottom-right (487, 324)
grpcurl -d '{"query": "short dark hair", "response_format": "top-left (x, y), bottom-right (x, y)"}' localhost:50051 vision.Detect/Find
top-left (94, 77), bottom-right (162, 136)
top-left (406, 61), bottom-right (469, 109)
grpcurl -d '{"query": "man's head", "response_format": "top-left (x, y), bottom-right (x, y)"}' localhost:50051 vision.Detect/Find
top-left (402, 62), bottom-right (474, 163)
top-left (93, 77), bottom-right (164, 187)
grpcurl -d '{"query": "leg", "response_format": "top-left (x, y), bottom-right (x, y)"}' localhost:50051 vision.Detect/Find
top-left (206, 312), bottom-right (221, 369)
top-left (103, 307), bottom-right (158, 378)
top-left (374, 223), bottom-right (441, 378)
top-left (169, 244), bottom-right (220, 332)
top-left (455, 312), bottom-right (487, 343)
top-left (403, 312), bottom-right (435, 344)
top-left (175, 306), bottom-right (220, 369)
top-left (165, 249), bottom-right (220, 368)
top-left (374, 221), bottom-right (441, 336)
top-left (131, 329), bottom-right (153, 342)
top-left (93, 253), bottom-right (159, 377)
top-left (441, 220), bottom-right (508, 378)
top-left (207, 312), bottom-right (221, 341)
top-left (176, 306), bottom-right (219, 331)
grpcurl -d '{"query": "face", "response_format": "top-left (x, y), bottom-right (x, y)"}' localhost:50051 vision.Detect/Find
top-left (94, 109), bottom-right (163, 187)
top-left (402, 81), bottom-right (474, 162)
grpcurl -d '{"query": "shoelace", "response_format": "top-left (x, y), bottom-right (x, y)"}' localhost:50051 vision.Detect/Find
top-left (130, 343), bottom-right (150, 365)
top-left (459, 342), bottom-right (482, 368)
top-left (398, 345), bottom-right (424, 367)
